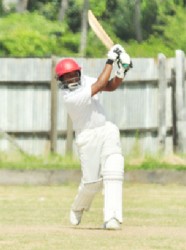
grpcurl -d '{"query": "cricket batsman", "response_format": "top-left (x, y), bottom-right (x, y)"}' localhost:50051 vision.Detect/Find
top-left (55, 44), bottom-right (132, 229)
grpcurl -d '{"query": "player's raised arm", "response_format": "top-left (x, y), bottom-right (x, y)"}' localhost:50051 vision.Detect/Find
top-left (91, 44), bottom-right (125, 96)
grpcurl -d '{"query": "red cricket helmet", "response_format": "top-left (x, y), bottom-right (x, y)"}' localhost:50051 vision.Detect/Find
top-left (55, 58), bottom-right (81, 78)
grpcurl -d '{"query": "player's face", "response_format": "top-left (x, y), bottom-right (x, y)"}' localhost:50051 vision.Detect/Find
top-left (63, 71), bottom-right (80, 85)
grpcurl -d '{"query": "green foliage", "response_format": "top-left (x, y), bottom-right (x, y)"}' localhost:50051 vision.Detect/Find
top-left (141, 0), bottom-right (158, 38)
top-left (104, 0), bottom-right (118, 18)
top-left (36, 1), bottom-right (60, 20)
top-left (125, 37), bottom-right (174, 57)
top-left (107, 0), bottom-right (159, 41)
top-left (86, 30), bottom-right (108, 57)
top-left (66, 0), bottom-right (81, 33)
top-left (0, 12), bottom-right (67, 57)
top-left (0, 0), bottom-right (3, 15)
top-left (0, 0), bottom-right (185, 57)
top-left (89, 0), bottom-right (107, 17)
top-left (154, 5), bottom-right (186, 52)
top-left (110, 0), bottom-right (135, 40)
top-left (58, 32), bottom-right (81, 55)
top-left (27, 0), bottom-right (59, 12)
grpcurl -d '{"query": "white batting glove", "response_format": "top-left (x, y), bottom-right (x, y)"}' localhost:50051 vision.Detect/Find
top-left (107, 44), bottom-right (125, 63)
top-left (115, 52), bottom-right (132, 78)
top-left (120, 52), bottom-right (131, 69)
top-left (115, 62), bottom-right (125, 79)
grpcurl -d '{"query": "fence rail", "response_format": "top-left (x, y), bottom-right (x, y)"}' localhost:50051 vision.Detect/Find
top-left (0, 51), bottom-right (185, 156)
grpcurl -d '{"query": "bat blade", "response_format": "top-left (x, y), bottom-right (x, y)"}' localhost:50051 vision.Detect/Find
top-left (88, 10), bottom-right (114, 49)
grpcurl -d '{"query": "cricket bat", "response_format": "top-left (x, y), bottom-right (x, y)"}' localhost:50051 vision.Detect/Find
top-left (88, 10), bottom-right (114, 49)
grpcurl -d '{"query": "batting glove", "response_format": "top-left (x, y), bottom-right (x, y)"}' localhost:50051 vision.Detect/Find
top-left (115, 52), bottom-right (133, 78)
top-left (107, 44), bottom-right (125, 64)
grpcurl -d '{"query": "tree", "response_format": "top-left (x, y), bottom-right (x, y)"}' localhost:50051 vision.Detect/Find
top-left (79, 0), bottom-right (89, 56)
top-left (141, 0), bottom-right (158, 39)
top-left (154, 5), bottom-right (186, 52)
top-left (66, 0), bottom-right (81, 33)
top-left (0, 0), bottom-right (3, 15)
top-left (16, 0), bottom-right (29, 12)
top-left (134, 0), bottom-right (143, 42)
top-left (58, 0), bottom-right (68, 22)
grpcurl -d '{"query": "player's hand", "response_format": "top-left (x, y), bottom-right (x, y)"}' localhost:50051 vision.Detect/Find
top-left (119, 52), bottom-right (132, 71)
top-left (107, 44), bottom-right (125, 62)
top-left (120, 52), bottom-right (130, 67)
top-left (115, 52), bottom-right (133, 79)
top-left (115, 52), bottom-right (132, 78)
top-left (115, 62), bottom-right (125, 79)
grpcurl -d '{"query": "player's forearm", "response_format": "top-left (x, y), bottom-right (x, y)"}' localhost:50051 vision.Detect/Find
top-left (91, 64), bottom-right (113, 96)
top-left (102, 76), bottom-right (123, 91)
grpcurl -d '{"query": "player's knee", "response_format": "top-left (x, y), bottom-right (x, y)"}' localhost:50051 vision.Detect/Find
top-left (103, 154), bottom-right (124, 180)
top-left (81, 180), bottom-right (103, 194)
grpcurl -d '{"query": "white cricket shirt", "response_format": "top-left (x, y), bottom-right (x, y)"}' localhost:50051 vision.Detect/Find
top-left (62, 76), bottom-right (107, 133)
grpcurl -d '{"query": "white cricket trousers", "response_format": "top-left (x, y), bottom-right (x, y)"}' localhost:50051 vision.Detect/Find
top-left (71, 121), bottom-right (124, 223)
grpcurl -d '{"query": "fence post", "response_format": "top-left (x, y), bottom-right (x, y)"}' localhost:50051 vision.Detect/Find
top-left (66, 115), bottom-right (73, 154)
top-left (175, 50), bottom-right (186, 153)
top-left (158, 53), bottom-right (167, 153)
top-left (170, 69), bottom-right (177, 152)
top-left (50, 56), bottom-right (58, 153)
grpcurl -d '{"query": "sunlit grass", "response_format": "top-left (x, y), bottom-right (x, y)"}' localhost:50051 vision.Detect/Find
top-left (0, 149), bottom-right (186, 171)
top-left (0, 150), bottom-right (80, 170)
top-left (0, 183), bottom-right (185, 250)
top-left (126, 153), bottom-right (186, 171)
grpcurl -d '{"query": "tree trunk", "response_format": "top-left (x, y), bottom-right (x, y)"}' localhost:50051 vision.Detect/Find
top-left (134, 0), bottom-right (143, 42)
top-left (16, 0), bottom-right (29, 13)
top-left (0, 0), bottom-right (3, 14)
top-left (58, 0), bottom-right (69, 22)
top-left (79, 0), bottom-right (89, 56)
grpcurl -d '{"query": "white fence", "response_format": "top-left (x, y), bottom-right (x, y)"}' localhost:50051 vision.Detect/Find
top-left (0, 50), bottom-right (185, 156)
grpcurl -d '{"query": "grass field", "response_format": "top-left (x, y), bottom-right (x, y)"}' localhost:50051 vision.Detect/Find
top-left (0, 183), bottom-right (186, 250)
top-left (1, 151), bottom-right (186, 171)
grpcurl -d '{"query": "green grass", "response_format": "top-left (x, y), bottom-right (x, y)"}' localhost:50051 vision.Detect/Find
top-left (0, 183), bottom-right (185, 250)
top-left (126, 153), bottom-right (186, 171)
top-left (0, 150), bottom-right (186, 171)
top-left (0, 151), bottom-right (80, 170)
